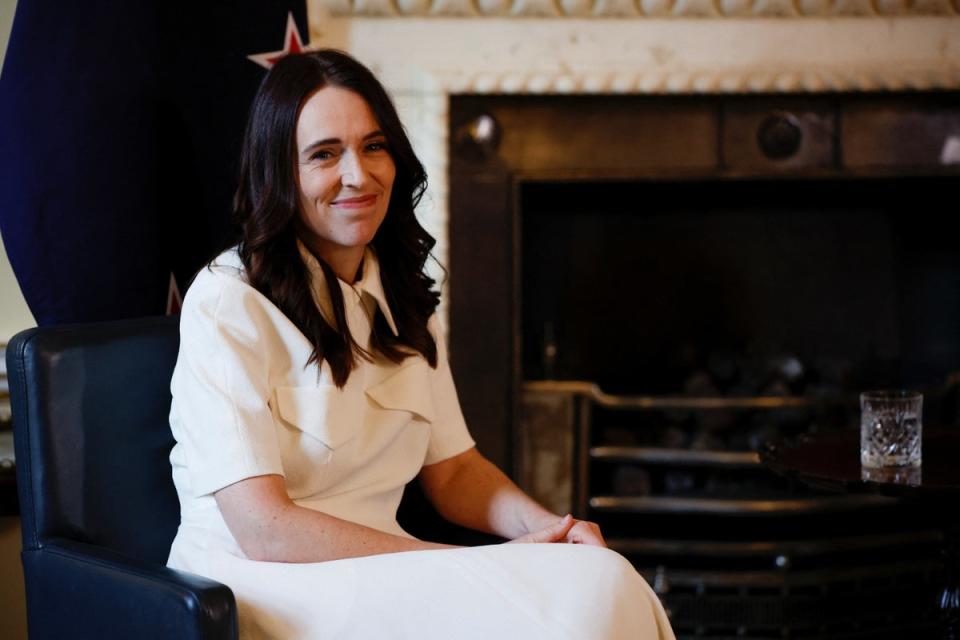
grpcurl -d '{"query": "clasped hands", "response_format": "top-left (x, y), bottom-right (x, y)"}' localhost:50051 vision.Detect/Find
top-left (509, 514), bottom-right (606, 547)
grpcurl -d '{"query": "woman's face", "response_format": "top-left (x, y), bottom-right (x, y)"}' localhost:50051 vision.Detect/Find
top-left (294, 85), bottom-right (396, 270)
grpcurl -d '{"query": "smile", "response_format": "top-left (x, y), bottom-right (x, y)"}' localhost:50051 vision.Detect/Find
top-left (331, 195), bottom-right (378, 209)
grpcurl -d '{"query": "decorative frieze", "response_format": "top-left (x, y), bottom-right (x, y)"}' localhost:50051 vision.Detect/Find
top-left (432, 67), bottom-right (960, 94)
top-left (319, 0), bottom-right (959, 16)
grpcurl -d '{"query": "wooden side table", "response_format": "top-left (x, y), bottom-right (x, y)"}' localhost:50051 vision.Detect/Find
top-left (763, 429), bottom-right (960, 639)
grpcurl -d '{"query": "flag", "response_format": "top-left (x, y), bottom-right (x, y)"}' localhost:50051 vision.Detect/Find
top-left (0, 1), bottom-right (309, 325)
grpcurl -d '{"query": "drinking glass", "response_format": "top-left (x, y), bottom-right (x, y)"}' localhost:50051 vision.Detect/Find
top-left (860, 390), bottom-right (922, 469)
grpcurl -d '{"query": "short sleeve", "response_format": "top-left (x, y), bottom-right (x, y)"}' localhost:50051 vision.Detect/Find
top-left (423, 315), bottom-right (476, 466)
top-left (170, 271), bottom-right (284, 496)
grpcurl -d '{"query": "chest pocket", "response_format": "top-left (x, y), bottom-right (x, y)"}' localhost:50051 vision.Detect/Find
top-left (364, 359), bottom-right (436, 424)
top-left (274, 385), bottom-right (361, 450)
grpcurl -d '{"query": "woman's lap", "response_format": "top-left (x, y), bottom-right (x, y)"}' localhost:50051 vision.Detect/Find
top-left (199, 543), bottom-right (673, 640)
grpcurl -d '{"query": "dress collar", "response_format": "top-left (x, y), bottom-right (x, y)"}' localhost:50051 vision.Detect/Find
top-left (296, 239), bottom-right (400, 337)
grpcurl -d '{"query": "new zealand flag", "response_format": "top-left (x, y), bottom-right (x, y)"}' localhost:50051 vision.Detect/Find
top-left (0, 1), bottom-right (309, 325)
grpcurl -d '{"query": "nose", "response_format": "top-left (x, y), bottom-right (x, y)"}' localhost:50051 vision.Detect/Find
top-left (339, 151), bottom-right (369, 188)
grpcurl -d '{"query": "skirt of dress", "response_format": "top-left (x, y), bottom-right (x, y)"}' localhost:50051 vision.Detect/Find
top-left (173, 540), bottom-right (675, 640)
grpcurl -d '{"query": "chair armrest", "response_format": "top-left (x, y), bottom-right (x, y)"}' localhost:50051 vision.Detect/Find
top-left (22, 538), bottom-right (237, 640)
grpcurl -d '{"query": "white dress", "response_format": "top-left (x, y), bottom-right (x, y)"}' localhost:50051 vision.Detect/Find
top-left (166, 243), bottom-right (675, 640)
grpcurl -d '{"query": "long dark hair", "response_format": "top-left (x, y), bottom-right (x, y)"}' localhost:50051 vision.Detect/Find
top-left (234, 49), bottom-right (439, 387)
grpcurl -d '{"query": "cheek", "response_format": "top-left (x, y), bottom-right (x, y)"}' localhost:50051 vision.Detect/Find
top-left (380, 165), bottom-right (397, 194)
top-left (380, 170), bottom-right (396, 212)
top-left (299, 169), bottom-right (337, 206)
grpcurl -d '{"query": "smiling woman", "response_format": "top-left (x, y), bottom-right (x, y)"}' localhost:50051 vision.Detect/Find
top-left (165, 49), bottom-right (675, 640)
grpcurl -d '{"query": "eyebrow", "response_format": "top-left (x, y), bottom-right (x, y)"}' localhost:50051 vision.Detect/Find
top-left (301, 130), bottom-right (387, 156)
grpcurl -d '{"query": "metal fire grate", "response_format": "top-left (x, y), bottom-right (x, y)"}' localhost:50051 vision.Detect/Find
top-left (519, 381), bottom-right (947, 638)
top-left (642, 560), bottom-right (942, 639)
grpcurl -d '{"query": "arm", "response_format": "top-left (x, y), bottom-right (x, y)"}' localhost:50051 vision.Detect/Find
top-left (415, 319), bottom-right (596, 544)
top-left (418, 447), bottom-right (606, 546)
top-left (180, 278), bottom-right (453, 563)
top-left (215, 474), bottom-right (456, 562)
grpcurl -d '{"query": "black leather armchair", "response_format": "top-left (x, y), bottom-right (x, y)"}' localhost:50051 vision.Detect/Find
top-left (7, 316), bottom-right (237, 639)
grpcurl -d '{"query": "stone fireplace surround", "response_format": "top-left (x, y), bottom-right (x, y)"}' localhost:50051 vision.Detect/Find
top-left (306, 0), bottom-right (959, 305)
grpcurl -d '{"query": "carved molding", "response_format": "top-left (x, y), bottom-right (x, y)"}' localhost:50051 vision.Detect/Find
top-left (433, 66), bottom-right (960, 93)
top-left (321, 0), bottom-right (959, 16)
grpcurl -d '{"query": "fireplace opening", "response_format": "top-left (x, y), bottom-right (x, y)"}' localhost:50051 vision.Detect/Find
top-left (520, 175), bottom-right (960, 398)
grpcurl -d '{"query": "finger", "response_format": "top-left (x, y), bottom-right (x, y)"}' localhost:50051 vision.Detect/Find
top-left (533, 514), bottom-right (575, 543)
top-left (508, 514), bottom-right (577, 544)
top-left (536, 514), bottom-right (574, 543)
top-left (566, 521), bottom-right (607, 547)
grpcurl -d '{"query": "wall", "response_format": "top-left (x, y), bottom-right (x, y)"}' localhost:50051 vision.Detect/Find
top-left (0, 0), bottom-right (33, 342)
top-left (0, 234), bottom-right (33, 340)
top-left (1, 0), bottom-right (32, 637)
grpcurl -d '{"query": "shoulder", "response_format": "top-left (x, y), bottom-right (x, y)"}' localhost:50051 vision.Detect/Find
top-left (181, 247), bottom-right (279, 339)
top-left (187, 247), bottom-right (245, 294)
top-left (184, 247), bottom-right (258, 307)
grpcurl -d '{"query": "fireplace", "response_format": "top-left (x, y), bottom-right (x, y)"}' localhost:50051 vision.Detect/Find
top-left (447, 91), bottom-right (960, 637)
top-left (448, 91), bottom-right (960, 469)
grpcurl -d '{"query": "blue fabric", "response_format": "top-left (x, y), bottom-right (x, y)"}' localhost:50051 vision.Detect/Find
top-left (0, 1), bottom-right (308, 325)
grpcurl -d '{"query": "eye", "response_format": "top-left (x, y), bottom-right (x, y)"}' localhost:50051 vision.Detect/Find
top-left (309, 148), bottom-right (337, 161)
top-left (365, 140), bottom-right (389, 153)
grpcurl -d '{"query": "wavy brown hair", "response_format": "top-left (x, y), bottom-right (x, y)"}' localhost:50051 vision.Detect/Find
top-left (234, 49), bottom-right (439, 387)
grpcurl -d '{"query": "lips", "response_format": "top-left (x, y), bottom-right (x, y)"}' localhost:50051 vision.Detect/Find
top-left (331, 194), bottom-right (377, 208)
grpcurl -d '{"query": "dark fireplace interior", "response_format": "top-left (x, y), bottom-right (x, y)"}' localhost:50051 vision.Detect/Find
top-left (448, 91), bottom-right (960, 638)
top-left (521, 177), bottom-right (960, 397)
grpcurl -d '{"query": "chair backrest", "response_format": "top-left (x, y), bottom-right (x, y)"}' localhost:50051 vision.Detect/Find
top-left (8, 315), bottom-right (182, 565)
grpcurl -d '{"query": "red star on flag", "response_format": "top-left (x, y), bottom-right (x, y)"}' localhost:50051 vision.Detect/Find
top-left (247, 12), bottom-right (309, 69)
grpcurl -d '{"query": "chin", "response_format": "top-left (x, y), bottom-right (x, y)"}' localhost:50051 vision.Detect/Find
top-left (335, 230), bottom-right (380, 251)
top-left (348, 220), bottom-right (386, 246)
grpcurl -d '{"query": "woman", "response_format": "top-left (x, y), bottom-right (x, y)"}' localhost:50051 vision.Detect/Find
top-left (167, 49), bottom-right (674, 639)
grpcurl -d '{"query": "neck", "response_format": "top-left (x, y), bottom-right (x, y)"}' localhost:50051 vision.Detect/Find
top-left (303, 241), bottom-right (365, 284)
